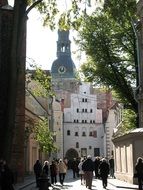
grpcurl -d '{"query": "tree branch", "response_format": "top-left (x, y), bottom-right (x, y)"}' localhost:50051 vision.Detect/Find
top-left (26, 0), bottom-right (43, 15)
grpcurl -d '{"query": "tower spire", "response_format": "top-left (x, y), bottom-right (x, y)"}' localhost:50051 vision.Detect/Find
top-left (57, 30), bottom-right (71, 58)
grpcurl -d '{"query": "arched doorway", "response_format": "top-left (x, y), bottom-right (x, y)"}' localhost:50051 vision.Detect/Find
top-left (65, 148), bottom-right (79, 169)
top-left (65, 148), bottom-right (79, 160)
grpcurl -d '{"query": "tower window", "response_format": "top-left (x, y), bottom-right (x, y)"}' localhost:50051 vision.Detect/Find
top-left (67, 130), bottom-right (70, 136)
top-left (89, 131), bottom-right (92, 136)
top-left (82, 132), bottom-right (86, 136)
top-left (76, 142), bottom-right (79, 148)
top-left (75, 132), bottom-right (78, 136)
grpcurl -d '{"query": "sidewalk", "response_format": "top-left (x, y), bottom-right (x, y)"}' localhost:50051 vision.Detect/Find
top-left (108, 178), bottom-right (138, 189)
top-left (14, 175), bottom-right (35, 190)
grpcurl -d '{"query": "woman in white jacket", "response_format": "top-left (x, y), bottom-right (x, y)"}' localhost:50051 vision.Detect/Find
top-left (78, 159), bottom-right (85, 185)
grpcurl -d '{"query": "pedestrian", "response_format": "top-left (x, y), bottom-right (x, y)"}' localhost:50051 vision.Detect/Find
top-left (33, 160), bottom-right (42, 187)
top-left (42, 161), bottom-right (49, 177)
top-left (58, 159), bottom-right (67, 186)
top-left (109, 156), bottom-right (115, 178)
top-left (82, 155), bottom-right (94, 190)
top-left (71, 158), bottom-right (79, 178)
top-left (78, 159), bottom-right (85, 185)
top-left (99, 158), bottom-right (109, 189)
top-left (94, 156), bottom-right (101, 179)
top-left (1, 161), bottom-right (15, 190)
top-left (135, 157), bottom-right (143, 190)
top-left (50, 160), bottom-right (58, 185)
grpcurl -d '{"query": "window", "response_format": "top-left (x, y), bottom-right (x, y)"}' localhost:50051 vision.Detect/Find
top-left (93, 120), bottom-right (95, 123)
top-left (75, 132), bottom-right (78, 136)
top-left (81, 148), bottom-right (87, 157)
top-left (77, 119), bottom-right (79, 123)
top-left (89, 146), bottom-right (92, 149)
top-left (94, 148), bottom-right (100, 157)
top-left (76, 142), bottom-right (79, 148)
top-left (85, 120), bottom-right (87, 123)
top-left (82, 131), bottom-right (86, 136)
top-left (82, 109), bottom-right (84, 112)
top-left (92, 131), bottom-right (97, 138)
top-left (85, 98), bottom-right (87, 102)
top-left (90, 120), bottom-right (92, 123)
top-left (74, 119), bottom-right (76, 123)
top-left (82, 120), bottom-right (84, 123)
top-left (77, 108), bottom-right (79, 113)
top-left (90, 109), bottom-right (93, 113)
top-left (67, 130), bottom-right (70, 136)
top-left (89, 131), bottom-right (92, 136)
top-left (85, 109), bottom-right (87, 112)
top-left (82, 98), bottom-right (84, 102)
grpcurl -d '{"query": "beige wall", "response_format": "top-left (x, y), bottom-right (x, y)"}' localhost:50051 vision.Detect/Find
top-left (113, 129), bottom-right (143, 184)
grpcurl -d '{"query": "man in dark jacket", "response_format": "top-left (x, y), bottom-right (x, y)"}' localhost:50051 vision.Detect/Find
top-left (33, 160), bottom-right (42, 187)
top-left (82, 155), bottom-right (94, 190)
top-left (99, 158), bottom-right (109, 189)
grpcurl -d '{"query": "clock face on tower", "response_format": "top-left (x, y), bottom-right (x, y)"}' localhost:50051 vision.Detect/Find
top-left (58, 66), bottom-right (66, 74)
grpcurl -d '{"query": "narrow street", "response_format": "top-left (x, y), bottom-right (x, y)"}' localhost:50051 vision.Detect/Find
top-left (16, 170), bottom-right (138, 190)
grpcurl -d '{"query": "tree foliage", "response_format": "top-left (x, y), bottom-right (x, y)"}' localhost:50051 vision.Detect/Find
top-left (77, 0), bottom-right (138, 114)
top-left (34, 118), bottom-right (57, 153)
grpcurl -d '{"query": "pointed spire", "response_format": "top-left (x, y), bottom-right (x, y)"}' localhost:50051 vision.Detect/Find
top-left (0, 0), bottom-right (8, 7)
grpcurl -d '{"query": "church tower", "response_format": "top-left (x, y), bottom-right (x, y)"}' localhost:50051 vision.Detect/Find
top-left (51, 30), bottom-right (78, 92)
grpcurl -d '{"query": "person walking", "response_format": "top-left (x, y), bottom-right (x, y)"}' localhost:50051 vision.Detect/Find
top-left (94, 156), bottom-right (101, 179)
top-left (82, 155), bottom-right (94, 190)
top-left (135, 157), bottom-right (143, 190)
top-left (33, 160), bottom-right (42, 187)
top-left (109, 156), bottom-right (115, 178)
top-left (99, 158), bottom-right (109, 189)
top-left (71, 158), bottom-right (79, 178)
top-left (42, 161), bottom-right (49, 177)
top-left (50, 160), bottom-right (58, 185)
top-left (58, 159), bottom-right (67, 186)
top-left (78, 159), bottom-right (85, 185)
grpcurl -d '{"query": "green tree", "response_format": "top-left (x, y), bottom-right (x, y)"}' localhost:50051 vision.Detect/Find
top-left (34, 118), bottom-right (57, 153)
top-left (77, 0), bottom-right (138, 115)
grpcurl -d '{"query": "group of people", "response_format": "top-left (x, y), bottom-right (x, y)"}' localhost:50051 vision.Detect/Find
top-left (0, 160), bottom-right (15, 190)
top-left (70, 155), bottom-right (115, 189)
top-left (76, 155), bottom-right (112, 189)
top-left (33, 155), bottom-right (115, 189)
top-left (33, 158), bottom-right (67, 187)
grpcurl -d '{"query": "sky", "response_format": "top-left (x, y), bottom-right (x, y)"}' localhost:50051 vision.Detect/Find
top-left (8, 0), bottom-right (103, 70)
top-left (26, 9), bottom-right (80, 70)
top-left (8, 0), bottom-right (82, 71)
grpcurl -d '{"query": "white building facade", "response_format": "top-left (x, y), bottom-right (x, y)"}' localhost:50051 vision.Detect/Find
top-left (64, 82), bottom-right (104, 160)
